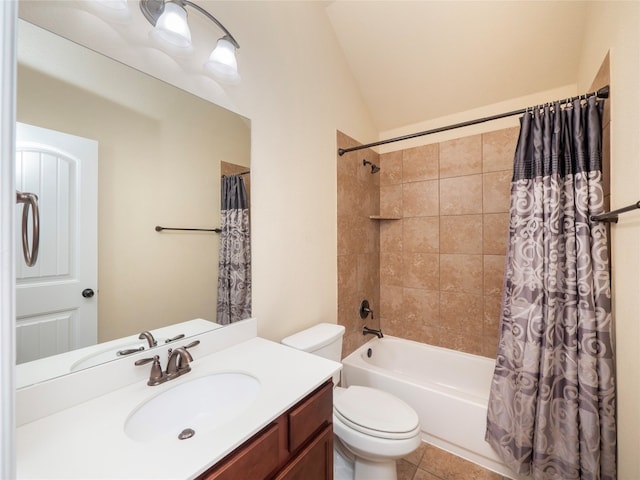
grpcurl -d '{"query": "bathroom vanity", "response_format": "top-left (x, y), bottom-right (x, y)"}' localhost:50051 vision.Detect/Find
top-left (199, 380), bottom-right (333, 480)
top-left (15, 319), bottom-right (340, 479)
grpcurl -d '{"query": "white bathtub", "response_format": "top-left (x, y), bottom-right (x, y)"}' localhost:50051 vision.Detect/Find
top-left (341, 336), bottom-right (524, 479)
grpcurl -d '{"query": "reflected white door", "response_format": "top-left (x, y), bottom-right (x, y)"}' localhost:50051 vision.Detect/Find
top-left (15, 122), bottom-right (98, 364)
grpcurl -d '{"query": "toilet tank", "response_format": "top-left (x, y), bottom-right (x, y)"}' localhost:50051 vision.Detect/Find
top-left (281, 323), bottom-right (345, 362)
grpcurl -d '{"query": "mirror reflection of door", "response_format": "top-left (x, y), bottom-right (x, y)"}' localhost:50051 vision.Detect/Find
top-left (15, 122), bottom-right (98, 364)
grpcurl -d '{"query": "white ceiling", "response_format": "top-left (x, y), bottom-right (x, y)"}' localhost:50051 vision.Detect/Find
top-left (325, 1), bottom-right (590, 132)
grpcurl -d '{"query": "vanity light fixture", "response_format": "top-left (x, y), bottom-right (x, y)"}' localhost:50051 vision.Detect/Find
top-left (139, 0), bottom-right (241, 83)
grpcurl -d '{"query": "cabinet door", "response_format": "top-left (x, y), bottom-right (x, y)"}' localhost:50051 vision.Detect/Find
top-left (199, 423), bottom-right (280, 480)
top-left (273, 425), bottom-right (333, 480)
top-left (288, 381), bottom-right (333, 453)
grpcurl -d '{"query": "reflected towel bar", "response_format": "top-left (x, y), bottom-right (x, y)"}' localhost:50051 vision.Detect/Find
top-left (155, 226), bottom-right (222, 233)
top-left (590, 201), bottom-right (640, 223)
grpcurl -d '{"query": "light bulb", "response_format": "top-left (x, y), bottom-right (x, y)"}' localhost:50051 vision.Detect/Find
top-left (204, 37), bottom-right (240, 84)
top-left (152, 1), bottom-right (192, 49)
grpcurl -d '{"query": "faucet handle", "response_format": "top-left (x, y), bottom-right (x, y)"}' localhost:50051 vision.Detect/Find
top-left (134, 355), bottom-right (165, 386)
top-left (164, 333), bottom-right (185, 343)
top-left (182, 340), bottom-right (200, 350)
top-left (360, 300), bottom-right (374, 319)
top-left (117, 346), bottom-right (145, 356)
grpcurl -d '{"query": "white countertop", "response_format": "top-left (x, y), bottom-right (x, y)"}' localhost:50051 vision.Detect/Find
top-left (16, 337), bottom-right (341, 479)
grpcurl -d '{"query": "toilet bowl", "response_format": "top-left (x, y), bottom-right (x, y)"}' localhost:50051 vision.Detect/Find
top-left (333, 385), bottom-right (421, 479)
top-left (282, 323), bottom-right (422, 480)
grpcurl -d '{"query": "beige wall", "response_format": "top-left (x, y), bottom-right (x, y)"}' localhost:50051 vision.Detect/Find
top-left (229, 2), bottom-right (378, 341)
top-left (577, 3), bottom-right (640, 479)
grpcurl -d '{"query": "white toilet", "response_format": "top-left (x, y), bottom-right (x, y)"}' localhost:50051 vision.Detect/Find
top-left (282, 323), bottom-right (421, 480)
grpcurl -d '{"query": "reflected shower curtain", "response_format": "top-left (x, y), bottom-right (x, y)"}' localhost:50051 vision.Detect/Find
top-left (216, 174), bottom-right (251, 325)
top-left (485, 96), bottom-right (616, 479)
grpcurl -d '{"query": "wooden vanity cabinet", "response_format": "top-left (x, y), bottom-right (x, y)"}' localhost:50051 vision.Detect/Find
top-left (273, 424), bottom-right (333, 480)
top-left (197, 380), bottom-right (333, 480)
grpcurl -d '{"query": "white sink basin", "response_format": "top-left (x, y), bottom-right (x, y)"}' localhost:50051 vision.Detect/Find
top-left (124, 372), bottom-right (261, 442)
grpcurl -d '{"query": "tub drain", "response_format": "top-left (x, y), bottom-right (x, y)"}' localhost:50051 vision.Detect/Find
top-left (367, 348), bottom-right (373, 358)
top-left (178, 428), bottom-right (196, 440)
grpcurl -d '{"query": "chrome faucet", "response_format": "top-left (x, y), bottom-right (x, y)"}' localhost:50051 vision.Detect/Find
top-left (138, 331), bottom-right (157, 348)
top-left (362, 326), bottom-right (384, 339)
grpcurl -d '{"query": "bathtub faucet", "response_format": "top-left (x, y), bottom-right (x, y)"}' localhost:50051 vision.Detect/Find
top-left (363, 326), bottom-right (384, 339)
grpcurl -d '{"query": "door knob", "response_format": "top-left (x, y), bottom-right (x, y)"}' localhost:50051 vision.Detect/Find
top-left (82, 288), bottom-right (95, 298)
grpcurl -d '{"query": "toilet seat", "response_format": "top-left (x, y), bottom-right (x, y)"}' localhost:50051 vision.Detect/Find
top-left (333, 386), bottom-right (420, 440)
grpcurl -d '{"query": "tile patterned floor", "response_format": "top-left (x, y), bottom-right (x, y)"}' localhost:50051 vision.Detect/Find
top-left (397, 443), bottom-right (509, 480)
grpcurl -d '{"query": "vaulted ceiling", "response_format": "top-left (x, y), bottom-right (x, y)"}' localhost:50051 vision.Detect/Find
top-left (325, 1), bottom-right (589, 132)
top-left (18, 1), bottom-right (591, 135)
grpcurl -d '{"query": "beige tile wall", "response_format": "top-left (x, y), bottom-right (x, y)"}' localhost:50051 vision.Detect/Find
top-left (337, 131), bottom-right (381, 358)
top-left (337, 127), bottom-right (517, 358)
top-left (377, 127), bottom-right (519, 358)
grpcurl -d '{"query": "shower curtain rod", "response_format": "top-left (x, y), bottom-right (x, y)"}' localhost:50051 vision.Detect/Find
top-left (338, 86), bottom-right (610, 156)
top-left (221, 170), bottom-right (250, 177)
top-left (590, 200), bottom-right (640, 223)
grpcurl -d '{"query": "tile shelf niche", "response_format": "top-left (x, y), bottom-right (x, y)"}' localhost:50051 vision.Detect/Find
top-left (369, 215), bottom-right (401, 220)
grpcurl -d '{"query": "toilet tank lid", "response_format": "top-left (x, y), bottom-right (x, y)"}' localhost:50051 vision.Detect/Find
top-left (281, 323), bottom-right (345, 352)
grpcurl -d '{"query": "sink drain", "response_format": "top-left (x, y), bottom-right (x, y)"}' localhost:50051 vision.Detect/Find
top-left (178, 428), bottom-right (196, 440)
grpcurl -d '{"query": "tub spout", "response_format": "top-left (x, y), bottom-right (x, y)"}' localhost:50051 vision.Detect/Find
top-left (363, 326), bottom-right (383, 338)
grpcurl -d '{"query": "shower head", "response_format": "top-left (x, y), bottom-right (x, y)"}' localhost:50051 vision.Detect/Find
top-left (362, 159), bottom-right (381, 174)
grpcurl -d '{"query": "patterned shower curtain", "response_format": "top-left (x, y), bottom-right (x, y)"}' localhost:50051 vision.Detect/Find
top-left (485, 96), bottom-right (616, 479)
top-left (216, 174), bottom-right (251, 325)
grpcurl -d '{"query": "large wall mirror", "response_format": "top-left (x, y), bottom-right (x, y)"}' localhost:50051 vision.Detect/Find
top-left (15, 18), bottom-right (251, 388)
